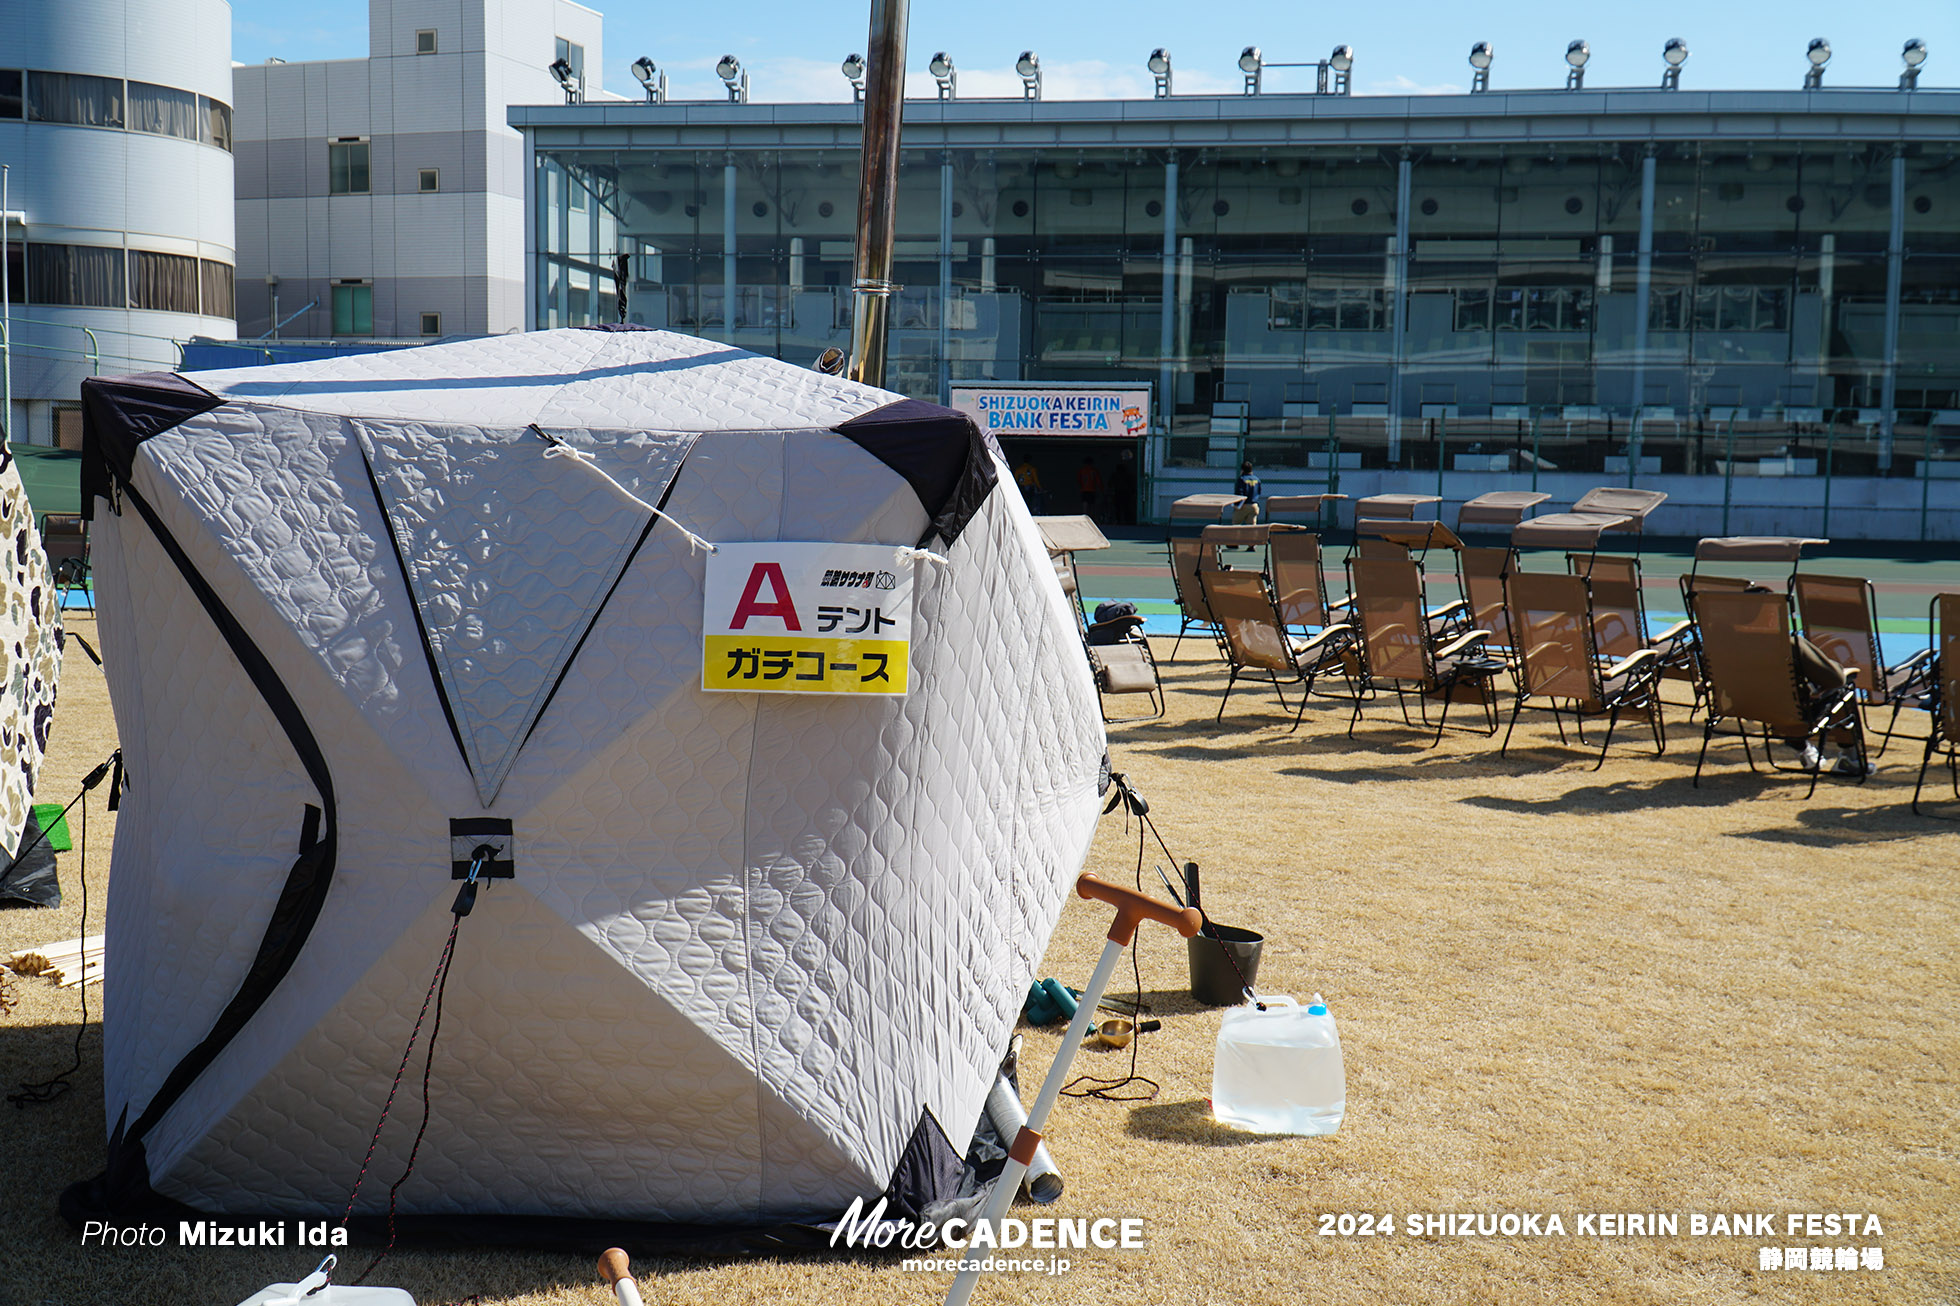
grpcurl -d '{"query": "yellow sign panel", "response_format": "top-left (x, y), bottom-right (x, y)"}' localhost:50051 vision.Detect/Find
top-left (702, 635), bottom-right (910, 695)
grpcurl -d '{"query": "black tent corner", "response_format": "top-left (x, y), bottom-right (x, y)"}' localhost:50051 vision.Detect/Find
top-left (835, 399), bottom-right (1000, 548)
top-left (79, 373), bottom-right (223, 520)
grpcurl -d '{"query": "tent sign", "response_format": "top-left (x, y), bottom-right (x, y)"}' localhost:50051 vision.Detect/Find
top-left (703, 543), bottom-right (914, 696)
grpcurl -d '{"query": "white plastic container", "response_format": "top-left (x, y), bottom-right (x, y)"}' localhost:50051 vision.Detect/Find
top-left (234, 1258), bottom-right (415, 1306)
top-left (1211, 993), bottom-right (1345, 1135)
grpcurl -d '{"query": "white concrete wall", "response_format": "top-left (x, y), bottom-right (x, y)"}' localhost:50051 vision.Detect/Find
top-left (234, 0), bottom-right (597, 340)
top-left (0, 0), bottom-right (235, 443)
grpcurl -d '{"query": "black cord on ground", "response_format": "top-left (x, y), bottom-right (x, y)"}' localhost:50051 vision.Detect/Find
top-left (1065, 787), bottom-right (1161, 1103)
top-left (9, 750), bottom-right (121, 1109)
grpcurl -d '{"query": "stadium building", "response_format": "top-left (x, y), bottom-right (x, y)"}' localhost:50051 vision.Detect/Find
top-left (513, 57), bottom-right (1959, 538)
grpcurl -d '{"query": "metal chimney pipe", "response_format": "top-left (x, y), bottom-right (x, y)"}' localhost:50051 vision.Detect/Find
top-left (848, 0), bottom-right (909, 389)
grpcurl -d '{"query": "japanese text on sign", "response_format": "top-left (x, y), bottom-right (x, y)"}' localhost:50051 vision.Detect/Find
top-left (702, 543), bottom-right (915, 696)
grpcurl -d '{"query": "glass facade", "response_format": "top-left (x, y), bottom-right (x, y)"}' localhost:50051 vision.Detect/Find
top-left (532, 129), bottom-right (1959, 524)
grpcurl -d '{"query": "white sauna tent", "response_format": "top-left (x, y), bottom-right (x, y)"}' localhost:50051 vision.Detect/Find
top-left (66, 327), bottom-right (1105, 1240)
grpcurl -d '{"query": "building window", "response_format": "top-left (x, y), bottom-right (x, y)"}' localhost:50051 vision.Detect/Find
top-left (27, 71), bottom-right (124, 128)
top-left (129, 250), bottom-right (201, 313)
top-left (420, 312), bottom-right (441, 335)
top-left (27, 244), bottom-right (126, 308)
top-left (128, 81), bottom-right (199, 140)
top-left (329, 140), bottom-right (371, 195)
top-left (416, 29), bottom-right (438, 55)
top-left (555, 38), bottom-right (585, 80)
top-left (332, 282), bottom-right (374, 335)
top-left (200, 96), bottom-right (233, 152)
top-left (200, 259), bottom-right (235, 319)
top-left (418, 168), bottom-right (439, 193)
top-left (0, 70), bottom-right (23, 119)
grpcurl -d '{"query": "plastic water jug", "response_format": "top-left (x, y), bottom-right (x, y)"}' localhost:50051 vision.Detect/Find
top-left (234, 1258), bottom-right (415, 1306)
top-left (1211, 993), bottom-right (1345, 1135)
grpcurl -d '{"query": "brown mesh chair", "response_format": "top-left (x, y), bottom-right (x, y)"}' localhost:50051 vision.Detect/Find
top-left (1568, 554), bottom-right (1694, 673)
top-left (40, 511), bottom-right (92, 614)
top-left (1462, 545), bottom-right (1517, 664)
top-left (1084, 619), bottom-right (1165, 724)
top-left (1346, 555), bottom-right (1503, 744)
top-left (1165, 496), bottom-right (1247, 657)
top-left (1912, 594), bottom-right (1959, 815)
top-left (1691, 588), bottom-right (1865, 796)
top-left (1500, 571), bottom-right (1666, 768)
top-left (1678, 537), bottom-right (1826, 716)
top-left (1203, 569), bottom-right (1353, 726)
top-left (1268, 526), bottom-right (1350, 633)
top-left (1795, 572), bottom-right (1936, 755)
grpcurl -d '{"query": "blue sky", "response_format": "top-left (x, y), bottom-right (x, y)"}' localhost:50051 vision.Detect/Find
top-left (233, 1), bottom-right (1955, 103)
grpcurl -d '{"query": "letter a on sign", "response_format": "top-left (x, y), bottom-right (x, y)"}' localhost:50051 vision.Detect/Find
top-left (729, 562), bottom-right (802, 631)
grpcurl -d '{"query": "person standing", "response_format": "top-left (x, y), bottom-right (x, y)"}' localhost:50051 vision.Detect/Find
top-left (1076, 456), bottom-right (1103, 519)
top-left (1232, 462), bottom-right (1262, 525)
top-left (1013, 457), bottom-right (1046, 514)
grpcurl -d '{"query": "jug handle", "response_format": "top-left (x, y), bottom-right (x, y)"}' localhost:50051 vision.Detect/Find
top-left (1256, 995), bottom-right (1297, 1009)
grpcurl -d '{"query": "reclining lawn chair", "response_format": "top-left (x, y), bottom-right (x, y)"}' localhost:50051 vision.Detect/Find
top-left (1795, 571), bottom-right (1936, 756)
top-left (1203, 569), bottom-right (1353, 727)
top-left (1346, 555), bottom-right (1504, 745)
top-left (1690, 587), bottom-right (1866, 797)
top-left (1678, 537), bottom-right (1827, 715)
top-left (1500, 570), bottom-right (1666, 768)
top-left (1461, 543), bottom-right (1518, 665)
top-left (1569, 486), bottom-right (1668, 552)
top-left (1166, 494), bottom-right (1248, 657)
top-left (1348, 518), bottom-right (1471, 640)
top-left (40, 511), bottom-right (92, 615)
top-left (1268, 525), bottom-right (1350, 634)
top-left (1083, 602), bottom-right (1166, 724)
top-left (1911, 593), bottom-right (1958, 816)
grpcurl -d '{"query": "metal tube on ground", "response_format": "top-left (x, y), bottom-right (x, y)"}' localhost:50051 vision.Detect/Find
top-left (983, 1071), bottom-right (1063, 1204)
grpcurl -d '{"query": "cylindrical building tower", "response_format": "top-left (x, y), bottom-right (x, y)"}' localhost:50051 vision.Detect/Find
top-left (1, 0), bottom-right (235, 447)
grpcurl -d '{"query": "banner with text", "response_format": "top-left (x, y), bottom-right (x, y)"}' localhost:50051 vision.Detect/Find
top-left (951, 385), bottom-right (1151, 441)
top-left (702, 542), bottom-right (914, 696)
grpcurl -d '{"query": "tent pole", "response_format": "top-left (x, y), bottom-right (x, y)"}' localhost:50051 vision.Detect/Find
top-left (848, 0), bottom-right (909, 389)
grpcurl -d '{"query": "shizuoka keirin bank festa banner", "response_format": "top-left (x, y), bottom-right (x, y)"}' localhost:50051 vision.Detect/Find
top-left (950, 384), bottom-right (1150, 440)
top-left (702, 543), bottom-right (915, 696)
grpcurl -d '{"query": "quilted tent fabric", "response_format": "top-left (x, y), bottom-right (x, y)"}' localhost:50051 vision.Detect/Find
top-left (79, 329), bottom-right (1106, 1228)
top-left (0, 440), bottom-right (63, 860)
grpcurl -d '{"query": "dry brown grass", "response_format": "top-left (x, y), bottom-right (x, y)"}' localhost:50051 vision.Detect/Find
top-left (3, 621), bottom-right (1956, 1306)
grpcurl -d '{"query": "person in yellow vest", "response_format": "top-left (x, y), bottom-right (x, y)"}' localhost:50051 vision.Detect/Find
top-left (1231, 462), bottom-right (1262, 525)
top-left (1013, 457), bottom-right (1046, 513)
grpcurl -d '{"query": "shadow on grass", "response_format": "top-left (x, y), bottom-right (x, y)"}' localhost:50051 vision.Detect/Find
top-left (1124, 1098), bottom-right (1294, 1148)
top-left (1727, 803), bottom-right (1957, 847)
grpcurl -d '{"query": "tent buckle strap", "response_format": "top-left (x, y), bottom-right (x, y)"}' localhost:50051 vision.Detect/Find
top-left (449, 818), bottom-right (515, 881)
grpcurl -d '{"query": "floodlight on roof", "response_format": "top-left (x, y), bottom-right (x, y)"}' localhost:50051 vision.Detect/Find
top-left (1016, 50), bottom-right (1041, 100)
top-left (842, 52), bottom-right (866, 102)
top-left (716, 54), bottom-right (749, 103)
top-left (1661, 37), bottom-right (1688, 89)
top-left (1804, 37), bottom-right (1830, 88)
top-left (1468, 41), bottom-right (1493, 93)
top-left (629, 56), bottom-right (667, 104)
top-left (548, 57), bottom-right (581, 103)
top-left (1901, 38), bottom-right (1928, 89)
top-left (1564, 39), bottom-right (1589, 89)
top-left (1240, 45), bottom-right (1262, 95)
top-left (1148, 47), bottom-right (1172, 97)
top-left (929, 51), bottom-right (956, 99)
top-left (1328, 43), bottom-right (1353, 94)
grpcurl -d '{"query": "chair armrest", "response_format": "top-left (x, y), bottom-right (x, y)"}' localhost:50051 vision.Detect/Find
top-left (1604, 648), bottom-right (1662, 681)
top-left (1434, 629), bottom-right (1492, 660)
top-left (1653, 619), bottom-right (1693, 644)
top-left (1426, 599), bottom-right (1468, 622)
top-left (1842, 666), bottom-right (1860, 685)
top-left (1294, 622), bottom-right (1354, 654)
top-left (1891, 648), bottom-right (1935, 675)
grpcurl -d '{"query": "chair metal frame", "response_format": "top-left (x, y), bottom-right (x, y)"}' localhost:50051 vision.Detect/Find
top-left (1794, 571), bottom-right (1936, 757)
top-left (1689, 587), bottom-right (1867, 797)
top-left (1201, 568), bottom-right (1353, 728)
top-left (1499, 569), bottom-right (1667, 768)
top-left (1345, 554), bottom-right (1502, 745)
top-left (1911, 593), bottom-right (1958, 817)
